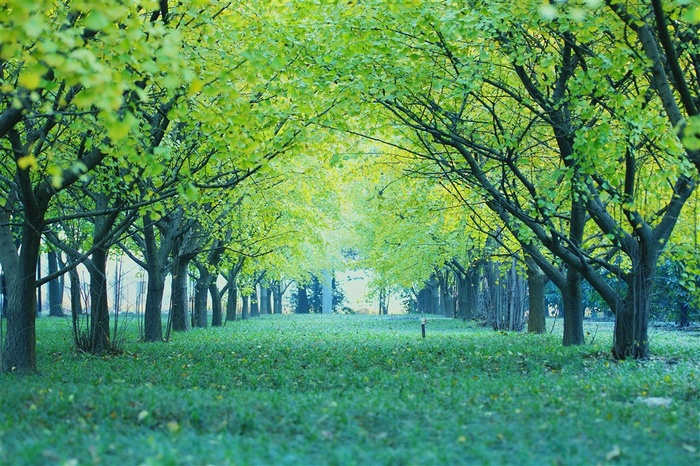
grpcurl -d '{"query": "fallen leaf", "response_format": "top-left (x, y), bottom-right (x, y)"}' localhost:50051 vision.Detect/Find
top-left (636, 397), bottom-right (672, 408)
top-left (605, 445), bottom-right (621, 461)
top-left (166, 421), bottom-right (180, 433)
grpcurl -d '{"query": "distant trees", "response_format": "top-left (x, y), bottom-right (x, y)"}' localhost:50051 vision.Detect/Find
top-left (291, 274), bottom-right (347, 314)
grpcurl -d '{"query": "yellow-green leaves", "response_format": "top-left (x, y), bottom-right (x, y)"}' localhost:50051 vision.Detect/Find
top-left (682, 116), bottom-right (700, 151)
top-left (16, 155), bottom-right (38, 170)
top-left (17, 62), bottom-right (46, 90)
top-left (682, 3), bottom-right (700, 24)
top-left (107, 112), bottom-right (137, 141)
top-left (83, 10), bottom-right (112, 31)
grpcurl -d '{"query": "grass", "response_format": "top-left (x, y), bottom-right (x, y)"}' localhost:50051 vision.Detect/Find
top-left (0, 314), bottom-right (698, 465)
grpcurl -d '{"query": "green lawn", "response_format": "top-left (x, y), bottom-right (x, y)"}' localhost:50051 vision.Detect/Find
top-left (0, 315), bottom-right (698, 465)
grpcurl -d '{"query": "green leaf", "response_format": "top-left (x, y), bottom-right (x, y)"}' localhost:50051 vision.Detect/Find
top-left (16, 155), bottom-right (37, 170)
top-left (108, 113), bottom-right (136, 141)
top-left (23, 16), bottom-right (44, 38)
top-left (682, 116), bottom-right (700, 151)
top-left (84, 11), bottom-right (111, 31)
top-left (683, 6), bottom-right (700, 24)
top-left (18, 62), bottom-right (46, 90)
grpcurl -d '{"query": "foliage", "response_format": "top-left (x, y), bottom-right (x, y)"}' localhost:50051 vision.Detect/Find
top-left (0, 316), bottom-right (697, 465)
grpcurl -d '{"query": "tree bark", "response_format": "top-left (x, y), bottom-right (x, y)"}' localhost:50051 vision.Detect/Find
top-left (2, 201), bottom-right (45, 372)
top-left (525, 258), bottom-right (547, 334)
top-left (88, 245), bottom-right (111, 353)
top-left (455, 271), bottom-right (468, 320)
top-left (417, 286), bottom-right (431, 314)
top-left (613, 244), bottom-right (656, 359)
top-left (210, 281), bottom-right (222, 326)
top-left (142, 216), bottom-right (166, 342)
top-left (259, 284), bottom-right (270, 315)
top-left (226, 283), bottom-right (238, 321)
top-left (47, 250), bottom-right (64, 316)
top-left (295, 284), bottom-right (309, 314)
top-left (562, 269), bottom-right (584, 345)
top-left (431, 274), bottom-right (443, 316)
top-left (193, 264), bottom-right (209, 328)
top-left (438, 271), bottom-right (451, 317)
top-left (36, 255), bottom-right (42, 316)
top-left (241, 294), bottom-right (250, 319)
top-left (271, 281), bottom-right (284, 314)
top-left (563, 193), bottom-right (585, 345)
top-left (3, 246), bottom-right (40, 372)
top-left (1, 273), bottom-right (7, 317)
top-left (225, 259), bottom-right (244, 321)
top-left (226, 268), bottom-right (238, 321)
top-left (170, 256), bottom-right (190, 332)
top-left (378, 288), bottom-right (388, 315)
top-left (143, 269), bottom-right (165, 341)
top-left (250, 287), bottom-right (259, 318)
top-left (462, 262), bottom-right (481, 320)
top-left (69, 267), bottom-right (83, 316)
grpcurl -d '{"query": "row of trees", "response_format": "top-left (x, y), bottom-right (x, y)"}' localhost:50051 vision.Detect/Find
top-left (300, 0), bottom-right (699, 358)
top-left (1, 0), bottom-right (698, 373)
top-left (0, 1), bottom-right (348, 372)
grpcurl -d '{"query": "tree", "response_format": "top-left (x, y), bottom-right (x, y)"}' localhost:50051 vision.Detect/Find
top-left (295, 284), bottom-right (310, 314)
top-left (291, 0), bottom-right (698, 358)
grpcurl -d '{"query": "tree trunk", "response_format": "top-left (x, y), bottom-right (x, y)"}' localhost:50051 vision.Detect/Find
top-left (241, 294), bottom-right (250, 319)
top-left (458, 262), bottom-right (481, 320)
top-left (2, 206), bottom-right (44, 372)
top-left (438, 271), bottom-right (450, 317)
top-left (69, 267), bottom-right (83, 316)
top-left (613, 246), bottom-right (656, 359)
top-left (88, 246), bottom-right (111, 353)
top-left (430, 274), bottom-right (441, 316)
top-left (417, 286), bottom-right (431, 313)
top-left (378, 288), bottom-right (388, 315)
top-left (295, 285), bottom-right (309, 314)
top-left (250, 287), bottom-right (259, 317)
top-left (194, 270), bottom-right (209, 328)
top-left (47, 249), bottom-right (64, 316)
top-left (563, 194), bottom-right (585, 345)
top-left (445, 294), bottom-right (455, 318)
top-left (272, 282), bottom-right (283, 314)
top-left (1, 272), bottom-right (7, 317)
top-left (144, 268), bottom-right (165, 342)
top-left (562, 268), bottom-right (584, 345)
top-left (259, 284), bottom-right (270, 315)
top-left (68, 262), bottom-right (85, 351)
top-left (455, 271), bottom-right (468, 320)
top-left (510, 258), bottom-right (527, 331)
top-left (141, 210), bottom-right (185, 341)
top-left (526, 258), bottom-right (547, 334)
top-left (36, 255), bottom-right (42, 316)
top-left (485, 259), bottom-right (526, 331)
top-left (210, 282), bottom-right (222, 326)
top-left (170, 256), bottom-right (190, 332)
top-left (484, 261), bottom-right (502, 329)
top-left (226, 279), bottom-right (238, 321)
